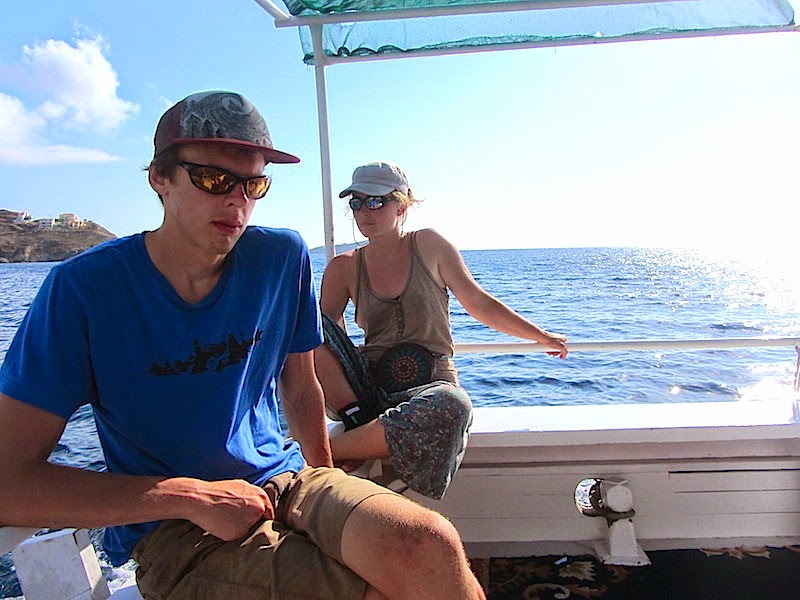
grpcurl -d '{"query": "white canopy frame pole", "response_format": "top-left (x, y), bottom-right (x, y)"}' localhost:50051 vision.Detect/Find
top-left (252, 0), bottom-right (291, 20)
top-left (310, 25), bottom-right (337, 263)
top-left (252, 1), bottom-right (338, 261)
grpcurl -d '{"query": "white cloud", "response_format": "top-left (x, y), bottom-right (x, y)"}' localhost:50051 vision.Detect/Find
top-left (0, 93), bottom-right (44, 146)
top-left (22, 37), bottom-right (138, 132)
top-left (0, 144), bottom-right (117, 165)
top-left (0, 36), bottom-right (138, 166)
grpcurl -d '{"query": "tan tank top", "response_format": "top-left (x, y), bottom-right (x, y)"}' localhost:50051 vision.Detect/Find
top-left (354, 232), bottom-right (457, 383)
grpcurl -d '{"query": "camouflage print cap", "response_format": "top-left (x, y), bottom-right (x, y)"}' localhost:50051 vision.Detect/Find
top-left (153, 91), bottom-right (299, 163)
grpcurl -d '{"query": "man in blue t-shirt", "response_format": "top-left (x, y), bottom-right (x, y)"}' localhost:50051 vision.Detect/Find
top-left (0, 91), bottom-right (485, 600)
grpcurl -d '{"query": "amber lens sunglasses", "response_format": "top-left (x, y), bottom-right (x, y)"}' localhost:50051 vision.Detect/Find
top-left (180, 162), bottom-right (272, 200)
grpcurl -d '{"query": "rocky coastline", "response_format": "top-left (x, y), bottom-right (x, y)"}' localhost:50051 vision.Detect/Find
top-left (0, 209), bottom-right (116, 263)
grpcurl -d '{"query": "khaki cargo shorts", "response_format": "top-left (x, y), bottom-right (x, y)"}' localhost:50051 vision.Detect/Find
top-left (132, 466), bottom-right (395, 599)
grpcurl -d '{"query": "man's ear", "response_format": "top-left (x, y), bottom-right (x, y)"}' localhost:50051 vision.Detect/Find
top-left (149, 166), bottom-right (168, 196)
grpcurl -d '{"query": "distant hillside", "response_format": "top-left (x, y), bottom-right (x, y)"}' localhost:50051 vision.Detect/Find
top-left (0, 210), bottom-right (116, 263)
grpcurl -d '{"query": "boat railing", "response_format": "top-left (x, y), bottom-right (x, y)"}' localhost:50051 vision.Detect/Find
top-left (451, 335), bottom-right (800, 439)
top-left (455, 335), bottom-right (800, 354)
top-left (456, 336), bottom-right (800, 399)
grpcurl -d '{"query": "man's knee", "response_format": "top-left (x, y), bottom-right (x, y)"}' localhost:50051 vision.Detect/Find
top-left (354, 493), bottom-right (463, 555)
top-left (404, 506), bottom-right (464, 557)
top-left (342, 494), bottom-right (480, 599)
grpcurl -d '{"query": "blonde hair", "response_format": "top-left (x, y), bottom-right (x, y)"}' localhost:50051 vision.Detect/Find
top-left (390, 188), bottom-right (420, 226)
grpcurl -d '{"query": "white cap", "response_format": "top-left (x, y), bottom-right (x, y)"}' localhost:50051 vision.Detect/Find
top-left (339, 161), bottom-right (409, 197)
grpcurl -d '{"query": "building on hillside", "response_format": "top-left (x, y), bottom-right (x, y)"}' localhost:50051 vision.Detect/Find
top-left (13, 212), bottom-right (32, 224)
top-left (36, 218), bottom-right (56, 230)
top-left (57, 213), bottom-right (85, 229)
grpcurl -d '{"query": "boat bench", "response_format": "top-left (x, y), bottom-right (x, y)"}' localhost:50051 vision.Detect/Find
top-left (4, 400), bottom-right (800, 597)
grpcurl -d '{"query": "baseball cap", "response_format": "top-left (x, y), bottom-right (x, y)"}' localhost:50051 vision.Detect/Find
top-left (339, 161), bottom-right (409, 197)
top-left (153, 91), bottom-right (300, 163)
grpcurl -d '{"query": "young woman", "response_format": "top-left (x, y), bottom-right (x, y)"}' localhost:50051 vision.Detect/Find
top-left (314, 161), bottom-right (568, 499)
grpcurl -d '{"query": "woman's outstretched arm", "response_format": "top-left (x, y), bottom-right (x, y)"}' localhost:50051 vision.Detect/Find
top-left (417, 229), bottom-right (568, 358)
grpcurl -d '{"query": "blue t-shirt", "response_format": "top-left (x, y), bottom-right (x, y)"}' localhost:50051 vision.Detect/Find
top-left (0, 227), bottom-right (322, 565)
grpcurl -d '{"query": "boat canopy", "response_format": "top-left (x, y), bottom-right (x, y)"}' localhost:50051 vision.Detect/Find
top-left (262, 0), bottom-right (797, 65)
top-left (254, 0), bottom-right (797, 260)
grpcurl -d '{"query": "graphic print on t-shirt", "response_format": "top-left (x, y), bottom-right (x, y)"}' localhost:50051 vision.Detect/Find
top-left (148, 330), bottom-right (263, 376)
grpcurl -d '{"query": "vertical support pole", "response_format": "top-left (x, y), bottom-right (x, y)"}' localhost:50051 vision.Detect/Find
top-left (310, 24), bottom-right (336, 264)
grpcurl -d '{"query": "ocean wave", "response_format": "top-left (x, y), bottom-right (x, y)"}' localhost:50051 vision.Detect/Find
top-left (709, 322), bottom-right (764, 332)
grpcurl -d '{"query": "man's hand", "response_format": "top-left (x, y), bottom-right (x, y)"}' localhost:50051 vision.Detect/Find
top-left (182, 478), bottom-right (272, 541)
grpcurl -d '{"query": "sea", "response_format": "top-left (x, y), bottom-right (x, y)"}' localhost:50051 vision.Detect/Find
top-left (1, 246), bottom-right (800, 597)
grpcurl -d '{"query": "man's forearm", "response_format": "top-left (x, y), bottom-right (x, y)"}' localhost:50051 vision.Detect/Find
top-left (280, 352), bottom-right (335, 468)
top-left (0, 462), bottom-right (273, 542)
top-left (283, 394), bottom-right (334, 468)
top-left (0, 462), bottom-right (187, 529)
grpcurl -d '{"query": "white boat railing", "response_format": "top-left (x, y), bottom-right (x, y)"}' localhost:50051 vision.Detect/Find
top-left (455, 336), bottom-right (800, 354)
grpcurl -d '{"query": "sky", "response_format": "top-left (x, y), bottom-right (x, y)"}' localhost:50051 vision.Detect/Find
top-left (1, 0), bottom-right (799, 252)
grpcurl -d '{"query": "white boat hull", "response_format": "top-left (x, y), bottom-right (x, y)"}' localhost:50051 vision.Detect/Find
top-left (409, 402), bottom-right (800, 559)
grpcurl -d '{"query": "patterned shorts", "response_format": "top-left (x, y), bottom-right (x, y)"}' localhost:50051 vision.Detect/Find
top-left (322, 315), bottom-right (472, 499)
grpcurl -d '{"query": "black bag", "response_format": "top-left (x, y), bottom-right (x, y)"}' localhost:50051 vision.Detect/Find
top-left (374, 343), bottom-right (436, 393)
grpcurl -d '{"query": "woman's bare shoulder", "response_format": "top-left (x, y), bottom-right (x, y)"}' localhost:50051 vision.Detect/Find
top-left (323, 247), bottom-right (360, 278)
top-left (331, 246), bottom-right (363, 262)
top-left (414, 228), bottom-right (460, 255)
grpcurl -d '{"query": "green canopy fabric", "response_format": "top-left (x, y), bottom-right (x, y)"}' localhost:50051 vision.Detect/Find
top-left (277, 0), bottom-right (796, 65)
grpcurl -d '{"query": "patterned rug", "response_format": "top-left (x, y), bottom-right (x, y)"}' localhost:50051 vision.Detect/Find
top-left (484, 546), bottom-right (800, 600)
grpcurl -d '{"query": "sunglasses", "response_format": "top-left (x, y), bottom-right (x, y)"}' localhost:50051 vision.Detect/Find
top-left (348, 195), bottom-right (393, 212)
top-left (179, 162), bottom-right (272, 200)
